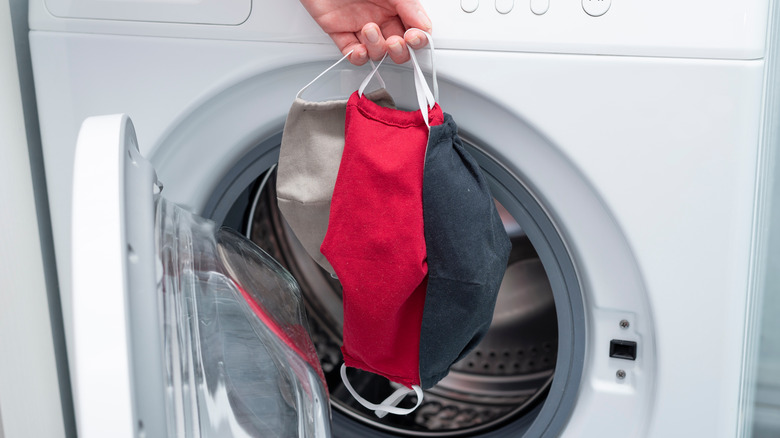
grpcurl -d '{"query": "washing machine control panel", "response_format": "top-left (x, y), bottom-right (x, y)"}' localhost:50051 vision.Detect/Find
top-left (429, 0), bottom-right (766, 59)
top-left (460, 0), bottom-right (557, 16)
top-left (30, 0), bottom-right (769, 59)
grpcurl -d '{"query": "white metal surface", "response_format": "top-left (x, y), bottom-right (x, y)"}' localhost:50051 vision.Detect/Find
top-left (25, 0), bottom-right (775, 436)
top-left (0, 2), bottom-right (64, 436)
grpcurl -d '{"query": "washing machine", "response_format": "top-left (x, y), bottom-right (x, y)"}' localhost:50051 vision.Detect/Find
top-left (25, 0), bottom-right (779, 436)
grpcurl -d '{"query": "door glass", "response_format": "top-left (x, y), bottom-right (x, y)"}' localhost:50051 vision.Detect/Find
top-left (156, 196), bottom-right (330, 437)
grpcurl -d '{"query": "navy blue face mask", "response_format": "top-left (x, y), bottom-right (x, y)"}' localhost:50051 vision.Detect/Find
top-left (418, 113), bottom-right (512, 389)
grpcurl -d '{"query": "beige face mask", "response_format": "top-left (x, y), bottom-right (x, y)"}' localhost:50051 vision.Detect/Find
top-left (276, 54), bottom-right (395, 275)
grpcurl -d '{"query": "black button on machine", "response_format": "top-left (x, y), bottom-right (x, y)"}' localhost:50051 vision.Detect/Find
top-left (610, 340), bottom-right (637, 360)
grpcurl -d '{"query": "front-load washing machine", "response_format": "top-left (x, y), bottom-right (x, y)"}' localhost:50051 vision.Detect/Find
top-left (26, 0), bottom-right (780, 436)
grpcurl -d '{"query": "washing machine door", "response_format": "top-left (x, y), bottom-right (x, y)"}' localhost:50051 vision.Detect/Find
top-left (71, 114), bottom-right (331, 438)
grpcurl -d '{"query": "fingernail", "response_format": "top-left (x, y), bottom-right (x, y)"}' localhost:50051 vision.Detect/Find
top-left (365, 27), bottom-right (380, 44)
top-left (410, 36), bottom-right (421, 47)
top-left (356, 49), bottom-right (367, 60)
top-left (418, 10), bottom-right (432, 30)
top-left (388, 41), bottom-right (403, 56)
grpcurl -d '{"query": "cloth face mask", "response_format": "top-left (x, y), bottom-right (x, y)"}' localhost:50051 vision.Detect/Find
top-left (321, 90), bottom-right (444, 389)
top-left (417, 113), bottom-right (512, 389)
top-left (322, 31), bottom-right (445, 418)
top-left (276, 61), bottom-right (395, 275)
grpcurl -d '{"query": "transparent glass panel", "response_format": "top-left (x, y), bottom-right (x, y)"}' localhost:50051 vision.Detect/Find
top-left (156, 196), bottom-right (330, 437)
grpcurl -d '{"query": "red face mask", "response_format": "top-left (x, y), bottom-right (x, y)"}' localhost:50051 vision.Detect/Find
top-left (321, 90), bottom-right (444, 390)
top-left (320, 35), bottom-right (443, 417)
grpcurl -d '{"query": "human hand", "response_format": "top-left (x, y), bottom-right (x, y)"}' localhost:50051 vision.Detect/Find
top-left (299, 0), bottom-right (432, 65)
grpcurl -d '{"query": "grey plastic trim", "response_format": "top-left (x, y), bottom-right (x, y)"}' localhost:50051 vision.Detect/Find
top-left (123, 120), bottom-right (168, 438)
top-left (202, 132), bottom-right (282, 226)
top-left (468, 143), bottom-right (585, 437)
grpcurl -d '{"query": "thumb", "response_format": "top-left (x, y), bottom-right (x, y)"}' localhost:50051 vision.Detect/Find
top-left (392, 0), bottom-right (432, 32)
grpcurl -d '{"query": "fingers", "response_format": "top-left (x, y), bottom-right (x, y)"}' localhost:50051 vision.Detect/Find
top-left (361, 20), bottom-right (414, 64)
top-left (360, 23), bottom-right (387, 61)
top-left (386, 35), bottom-right (410, 64)
top-left (394, 0), bottom-right (432, 52)
top-left (393, 0), bottom-right (433, 33)
top-left (330, 32), bottom-right (369, 66)
top-left (378, 18), bottom-right (409, 63)
top-left (404, 28), bottom-right (429, 51)
top-left (330, 0), bottom-right (433, 67)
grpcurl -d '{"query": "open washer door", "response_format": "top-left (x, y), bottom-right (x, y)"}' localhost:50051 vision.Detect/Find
top-left (71, 114), bottom-right (331, 438)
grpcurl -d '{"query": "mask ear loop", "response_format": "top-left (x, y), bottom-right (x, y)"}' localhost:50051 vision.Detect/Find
top-left (340, 364), bottom-right (424, 418)
top-left (358, 53), bottom-right (389, 98)
top-left (356, 30), bottom-right (437, 127)
top-left (298, 50), bottom-right (388, 99)
top-left (405, 29), bottom-right (438, 128)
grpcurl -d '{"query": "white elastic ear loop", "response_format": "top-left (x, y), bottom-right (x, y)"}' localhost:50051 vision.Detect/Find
top-left (298, 50), bottom-right (387, 99)
top-left (340, 364), bottom-right (424, 418)
top-left (406, 30), bottom-right (437, 103)
top-left (358, 53), bottom-right (389, 97)
top-left (373, 385), bottom-right (417, 419)
top-left (405, 29), bottom-right (437, 127)
top-left (411, 62), bottom-right (432, 128)
top-left (372, 59), bottom-right (388, 90)
top-left (406, 29), bottom-right (438, 101)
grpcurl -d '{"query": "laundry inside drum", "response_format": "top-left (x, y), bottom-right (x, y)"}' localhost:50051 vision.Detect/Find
top-left (239, 166), bottom-right (559, 436)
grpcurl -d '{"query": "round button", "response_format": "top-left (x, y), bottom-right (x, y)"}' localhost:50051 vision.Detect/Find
top-left (530, 0), bottom-right (549, 15)
top-left (495, 0), bottom-right (514, 14)
top-left (461, 0), bottom-right (479, 13)
top-left (582, 0), bottom-right (611, 17)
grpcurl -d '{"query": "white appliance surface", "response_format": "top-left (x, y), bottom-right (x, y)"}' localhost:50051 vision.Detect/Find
top-left (27, 0), bottom-right (777, 437)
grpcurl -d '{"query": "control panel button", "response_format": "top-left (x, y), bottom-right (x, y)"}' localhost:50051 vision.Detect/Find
top-left (495, 0), bottom-right (514, 14)
top-left (530, 0), bottom-right (549, 15)
top-left (582, 0), bottom-right (611, 17)
top-left (461, 0), bottom-right (479, 13)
